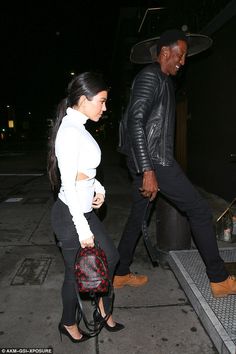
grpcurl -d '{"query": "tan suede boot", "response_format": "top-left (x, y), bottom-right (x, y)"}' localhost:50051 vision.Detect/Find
top-left (210, 275), bottom-right (236, 298)
top-left (113, 273), bottom-right (148, 289)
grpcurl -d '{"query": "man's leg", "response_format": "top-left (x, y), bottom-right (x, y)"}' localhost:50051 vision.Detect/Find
top-left (114, 158), bottom-right (152, 288)
top-left (156, 160), bottom-right (227, 281)
top-left (156, 160), bottom-right (236, 297)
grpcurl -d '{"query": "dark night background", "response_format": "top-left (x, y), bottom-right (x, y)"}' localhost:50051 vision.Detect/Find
top-left (0, 0), bottom-right (235, 201)
top-left (0, 1), bottom-right (120, 118)
top-left (1, 0), bottom-right (232, 117)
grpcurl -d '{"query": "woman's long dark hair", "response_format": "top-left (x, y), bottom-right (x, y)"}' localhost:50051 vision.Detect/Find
top-left (47, 72), bottom-right (108, 192)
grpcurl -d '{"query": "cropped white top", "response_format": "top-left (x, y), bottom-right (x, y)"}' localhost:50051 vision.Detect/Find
top-left (55, 107), bottom-right (105, 241)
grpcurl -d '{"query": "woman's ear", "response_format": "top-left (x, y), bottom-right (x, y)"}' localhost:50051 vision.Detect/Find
top-left (73, 95), bottom-right (87, 111)
top-left (78, 95), bottom-right (87, 107)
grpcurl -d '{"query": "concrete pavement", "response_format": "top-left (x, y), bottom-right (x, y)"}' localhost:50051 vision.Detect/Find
top-left (0, 142), bottom-right (231, 353)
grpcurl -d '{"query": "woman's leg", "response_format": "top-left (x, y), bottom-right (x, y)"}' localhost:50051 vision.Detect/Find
top-left (85, 211), bottom-right (119, 315)
top-left (51, 199), bottom-right (80, 326)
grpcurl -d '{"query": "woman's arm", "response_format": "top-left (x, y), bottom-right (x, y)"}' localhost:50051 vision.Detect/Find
top-left (56, 127), bottom-right (94, 242)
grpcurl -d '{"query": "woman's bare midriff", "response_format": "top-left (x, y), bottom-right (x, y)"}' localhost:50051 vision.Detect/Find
top-left (76, 172), bottom-right (89, 181)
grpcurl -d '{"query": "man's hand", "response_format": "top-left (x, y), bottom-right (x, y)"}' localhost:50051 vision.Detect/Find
top-left (92, 193), bottom-right (105, 209)
top-left (139, 170), bottom-right (159, 201)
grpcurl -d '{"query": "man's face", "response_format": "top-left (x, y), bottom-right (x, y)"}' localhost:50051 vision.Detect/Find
top-left (162, 40), bottom-right (188, 76)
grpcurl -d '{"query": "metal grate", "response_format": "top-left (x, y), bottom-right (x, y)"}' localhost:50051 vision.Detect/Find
top-left (169, 248), bottom-right (236, 354)
top-left (11, 257), bottom-right (52, 285)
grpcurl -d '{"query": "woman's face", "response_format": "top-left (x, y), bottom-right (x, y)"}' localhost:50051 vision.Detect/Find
top-left (76, 91), bottom-right (108, 122)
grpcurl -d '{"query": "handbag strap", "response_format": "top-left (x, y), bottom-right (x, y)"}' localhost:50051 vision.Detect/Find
top-left (142, 200), bottom-right (159, 264)
top-left (74, 243), bottom-right (113, 336)
top-left (74, 282), bottom-right (111, 336)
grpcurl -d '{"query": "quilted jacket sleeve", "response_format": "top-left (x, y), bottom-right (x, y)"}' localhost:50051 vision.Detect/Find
top-left (127, 67), bottom-right (158, 173)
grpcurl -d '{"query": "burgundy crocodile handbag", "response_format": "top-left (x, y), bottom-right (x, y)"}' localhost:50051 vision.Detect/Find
top-left (74, 244), bottom-right (110, 294)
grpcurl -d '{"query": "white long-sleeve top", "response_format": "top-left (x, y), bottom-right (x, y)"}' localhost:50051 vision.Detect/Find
top-left (55, 107), bottom-right (105, 241)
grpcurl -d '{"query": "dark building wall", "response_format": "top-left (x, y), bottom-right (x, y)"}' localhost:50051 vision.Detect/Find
top-left (186, 15), bottom-right (236, 202)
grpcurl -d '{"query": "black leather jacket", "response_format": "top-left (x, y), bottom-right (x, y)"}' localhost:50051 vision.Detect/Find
top-left (118, 62), bottom-right (176, 173)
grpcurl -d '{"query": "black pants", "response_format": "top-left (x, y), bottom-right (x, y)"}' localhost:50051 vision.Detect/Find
top-left (116, 157), bottom-right (228, 283)
top-left (51, 198), bottom-right (119, 326)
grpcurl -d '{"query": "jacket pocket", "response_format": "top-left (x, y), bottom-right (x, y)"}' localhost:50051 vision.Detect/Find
top-left (117, 118), bottom-right (127, 154)
top-left (147, 123), bottom-right (161, 160)
top-left (147, 123), bottom-right (157, 142)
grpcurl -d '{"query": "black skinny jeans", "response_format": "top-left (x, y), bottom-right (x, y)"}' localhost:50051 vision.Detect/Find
top-left (51, 198), bottom-right (119, 326)
top-left (116, 157), bottom-right (229, 283)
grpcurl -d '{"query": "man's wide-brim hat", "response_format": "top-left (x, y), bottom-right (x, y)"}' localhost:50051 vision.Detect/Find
top-left (130, 33), bottom-right (213, 64)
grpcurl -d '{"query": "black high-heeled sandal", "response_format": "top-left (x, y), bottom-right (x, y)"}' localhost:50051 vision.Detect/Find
top-left (93, 311), bottom-right (125, 332)
top-left (103, 320), bottom-right (125, 332)
top-left (58, 323), bottom-right (90, 343)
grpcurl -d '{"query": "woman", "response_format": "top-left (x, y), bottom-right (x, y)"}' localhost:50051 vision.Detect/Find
top-left (48, 72), bottom-right (124, 344)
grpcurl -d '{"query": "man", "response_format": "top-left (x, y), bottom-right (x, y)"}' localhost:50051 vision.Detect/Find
top-left (113, 29), bottom-right (236, 298)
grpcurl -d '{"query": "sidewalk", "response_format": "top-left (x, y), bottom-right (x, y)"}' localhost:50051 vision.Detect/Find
top-left (0, 143), bottom-right (232, 353)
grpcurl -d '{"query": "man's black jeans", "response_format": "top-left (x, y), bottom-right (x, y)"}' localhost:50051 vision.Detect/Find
top-left (116, 157), bottom-right (228, 283)
top-left (51, 198), bottom-right (119, 326)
